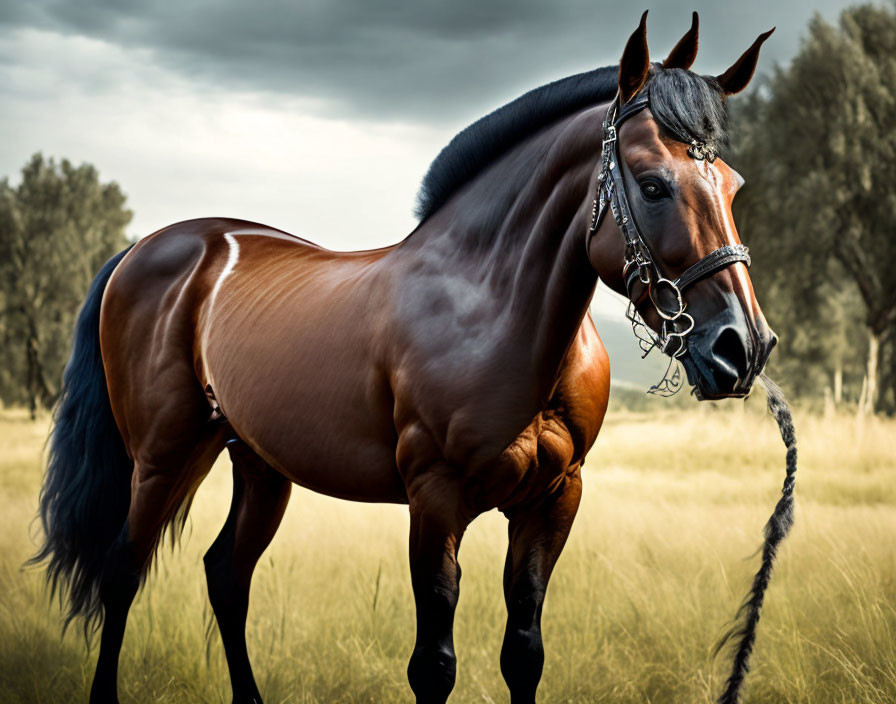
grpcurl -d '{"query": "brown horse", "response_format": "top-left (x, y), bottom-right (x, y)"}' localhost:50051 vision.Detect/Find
top-left (35, 13), bottom-right (776, 704)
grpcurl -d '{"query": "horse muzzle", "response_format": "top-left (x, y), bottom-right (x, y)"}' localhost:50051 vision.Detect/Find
top-left (681, 307), bottom-right (777, 400)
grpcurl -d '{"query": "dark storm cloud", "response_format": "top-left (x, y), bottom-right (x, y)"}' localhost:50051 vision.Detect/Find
top-left (0, 0), bottom-right (856, 125)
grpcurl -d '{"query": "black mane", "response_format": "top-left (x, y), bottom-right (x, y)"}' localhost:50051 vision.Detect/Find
top-left (415, 64), bottom-right (728, 221)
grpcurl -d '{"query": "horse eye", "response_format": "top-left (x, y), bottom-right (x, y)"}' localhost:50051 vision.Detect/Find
top-left (639, 178), bottom-right (668, 201)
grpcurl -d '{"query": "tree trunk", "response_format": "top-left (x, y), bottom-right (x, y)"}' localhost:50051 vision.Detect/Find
top-left (857, 375), bottom-right (867, 420)
top-left (864, 330), bottom-right (880, 416)
top-left (25, 334), bottom-right (37, 421)
top-left (833, 361), bottom-right (843, 405)
top-left (880, 334), bottom-right (895, 415)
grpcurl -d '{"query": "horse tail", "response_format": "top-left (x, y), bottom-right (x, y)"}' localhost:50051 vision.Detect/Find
top-left (29, 245), bottom-right (135, 635)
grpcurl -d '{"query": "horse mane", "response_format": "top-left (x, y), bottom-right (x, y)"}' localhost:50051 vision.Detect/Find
top-left (415, 64), bottom-right (729, 222)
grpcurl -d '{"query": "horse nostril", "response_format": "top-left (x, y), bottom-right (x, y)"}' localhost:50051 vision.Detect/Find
top-left (710, 326), bottom-right (749, 389)
top-left (757, 331), bottom-right (778, 370)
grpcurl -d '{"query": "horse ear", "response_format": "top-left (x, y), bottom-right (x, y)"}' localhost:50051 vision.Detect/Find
top-left (663, 12), bottom-right (699, 70)
top-left (618, 11), bottom-right (650, 103)
top-left (716, 27), bottom-right (775, 96)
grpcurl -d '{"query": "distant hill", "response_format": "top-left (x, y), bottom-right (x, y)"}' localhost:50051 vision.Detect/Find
top-left (589, 283), bottom-right (670, 392)
top-left (589, 310), bottom-right (669, 391)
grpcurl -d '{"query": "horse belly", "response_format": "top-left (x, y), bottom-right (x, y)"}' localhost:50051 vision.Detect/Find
top-left (261, 430), bottom-right (406, 504)
top-left (202, 297), bottom-right (405, 503)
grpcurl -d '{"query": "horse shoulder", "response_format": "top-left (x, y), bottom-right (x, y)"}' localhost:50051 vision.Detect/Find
top-left (425, 318), bottom-right (608, 512)
top-left (554, 315), bottom-right (612, 456)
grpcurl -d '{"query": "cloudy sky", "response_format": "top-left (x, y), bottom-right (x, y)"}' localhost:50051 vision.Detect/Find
top-left (1, 0), bottom-right (856, 316)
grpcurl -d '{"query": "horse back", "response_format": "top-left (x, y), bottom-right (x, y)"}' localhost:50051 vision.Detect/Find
top-left (101, 218), bottom-right (407, 502)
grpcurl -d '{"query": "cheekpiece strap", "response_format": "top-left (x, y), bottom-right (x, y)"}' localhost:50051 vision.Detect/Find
top-left (589, 92), bottom-right (651, 237)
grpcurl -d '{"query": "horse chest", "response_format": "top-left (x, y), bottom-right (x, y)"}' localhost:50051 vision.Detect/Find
top-left (426, 405), bottom-right (584, 514)
top-left (483, 409), bottom-right (580, 509)
top-left (491, 336), bottom-right (610, 509)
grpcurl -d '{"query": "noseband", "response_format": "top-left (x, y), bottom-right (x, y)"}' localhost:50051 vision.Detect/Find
top-left (586, 90), bottom-right (751, 395)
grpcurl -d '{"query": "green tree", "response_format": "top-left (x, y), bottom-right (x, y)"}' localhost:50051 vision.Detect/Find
top-left (0, 154), bottom-right (131, 417)
top-left (731, 3), bottom-right (896, 414)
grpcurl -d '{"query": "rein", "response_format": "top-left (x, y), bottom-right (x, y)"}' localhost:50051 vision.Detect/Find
top-left (587, 90), bottom-right (751, 395)
top-left (716, 374), bottom-right (798, 704)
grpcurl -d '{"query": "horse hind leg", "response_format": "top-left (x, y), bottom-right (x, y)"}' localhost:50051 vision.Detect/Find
top-left (90, 426), bottom-right (226, 704)
top-left (204, 440), bottom-right (291, 704)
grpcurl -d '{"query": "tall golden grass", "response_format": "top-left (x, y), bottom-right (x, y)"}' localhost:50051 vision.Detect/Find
top-left (1, 397), bottom-right (894, 703)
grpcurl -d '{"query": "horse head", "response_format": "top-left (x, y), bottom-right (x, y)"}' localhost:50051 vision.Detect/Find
top-left (588, 12), bottom-right (777, 399)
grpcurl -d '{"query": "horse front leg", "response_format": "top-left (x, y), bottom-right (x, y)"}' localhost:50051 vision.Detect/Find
top-left (500, 468), bottom-right (582, 704)
top-left (406, 475), bottom-right (471, 704)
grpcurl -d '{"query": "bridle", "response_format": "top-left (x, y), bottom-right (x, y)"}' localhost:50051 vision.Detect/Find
top-left (586, 88), bottom-right (752, 395)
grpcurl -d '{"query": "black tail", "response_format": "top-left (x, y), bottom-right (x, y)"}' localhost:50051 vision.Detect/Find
top-left (29, 246), bottom-right (135, 636)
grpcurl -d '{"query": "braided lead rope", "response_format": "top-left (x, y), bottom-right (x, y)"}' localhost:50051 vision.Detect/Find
top-left (715, 373), bottom-right (798, 704)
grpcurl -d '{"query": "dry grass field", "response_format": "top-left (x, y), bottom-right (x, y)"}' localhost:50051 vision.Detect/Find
top-left (1, 397), bottom-right (894, 703)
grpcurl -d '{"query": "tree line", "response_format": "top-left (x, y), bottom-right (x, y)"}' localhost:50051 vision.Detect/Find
top-left (0, 154), bottom-right (130, 417)
top-left (730, 3), bottom-right (895, 415)
top-left (1, 4), bottom-right (893, 416)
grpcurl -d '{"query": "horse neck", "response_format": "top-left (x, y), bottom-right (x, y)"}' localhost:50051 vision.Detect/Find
top-left (401, 105), bottom-right (607, 399)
